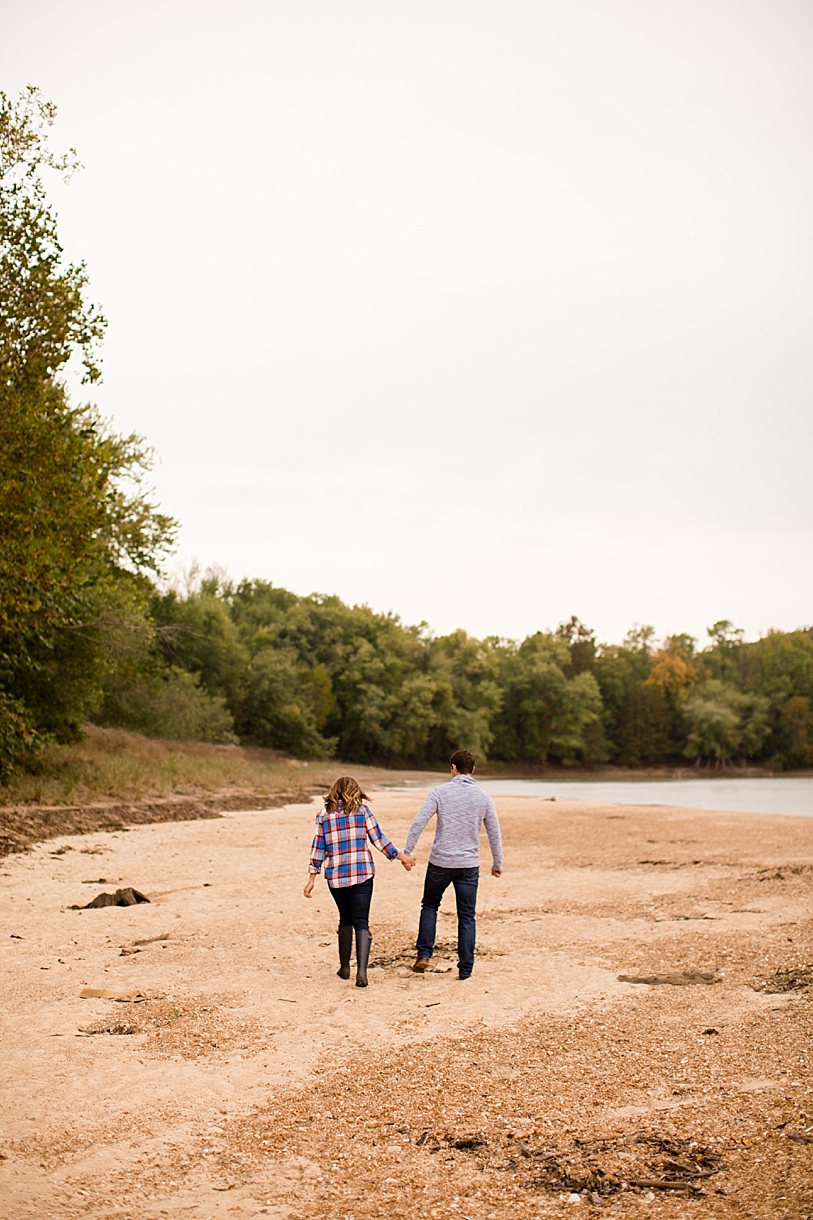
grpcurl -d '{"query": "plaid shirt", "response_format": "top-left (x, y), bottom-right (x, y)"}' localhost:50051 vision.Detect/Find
top-left (309, 802), bottom-right (399, 888)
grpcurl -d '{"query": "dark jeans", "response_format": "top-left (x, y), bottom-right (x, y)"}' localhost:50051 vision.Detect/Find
top-left (329, 877), bottom-right (373, 932)
top-left (416, 863), bottom-right (479, 976)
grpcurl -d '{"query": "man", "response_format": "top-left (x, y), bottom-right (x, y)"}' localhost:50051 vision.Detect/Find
top-left (403, 749), bottom-right (503, 980)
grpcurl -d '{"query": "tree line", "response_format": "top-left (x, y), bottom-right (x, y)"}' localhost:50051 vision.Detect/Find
top-left (107, 584), bottom-right (813, 773)
top-left (2, 90), bottom-right (812, 780)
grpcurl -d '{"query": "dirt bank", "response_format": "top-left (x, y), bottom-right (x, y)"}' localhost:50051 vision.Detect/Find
top-left (0, 789), bottom-right (811, 1219)
top-left (0, 790), bottom-right (314, 858)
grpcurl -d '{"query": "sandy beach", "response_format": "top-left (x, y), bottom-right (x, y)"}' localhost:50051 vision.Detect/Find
top-left (1, 789), bottom-right (811, 1219)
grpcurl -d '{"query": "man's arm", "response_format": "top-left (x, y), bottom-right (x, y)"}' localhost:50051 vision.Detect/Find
top-left (483, 796), bottom-right (503, 874)
top-left (404, 789), bottom-right (439, 857)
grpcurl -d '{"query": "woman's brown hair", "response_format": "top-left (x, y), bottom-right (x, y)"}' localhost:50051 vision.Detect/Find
top-left (325, 775), bottom-right (369, 815)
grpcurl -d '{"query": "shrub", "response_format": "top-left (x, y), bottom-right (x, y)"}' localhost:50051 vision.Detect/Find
top-left (95, 667), bottom-right (237, 744)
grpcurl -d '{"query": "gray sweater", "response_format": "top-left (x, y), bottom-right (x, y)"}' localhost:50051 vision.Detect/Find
top-left (404, 775), bottom-right (503, 870)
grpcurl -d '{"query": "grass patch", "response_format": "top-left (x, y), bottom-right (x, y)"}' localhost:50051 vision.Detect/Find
top-left (0, 725), bottom-right (444, 854)
top-left (0, 723), bottom-right (444, 809)
top-left (0, 724), bottom-right (339, 807)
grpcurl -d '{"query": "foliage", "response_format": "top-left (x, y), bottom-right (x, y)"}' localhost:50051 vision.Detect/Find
top-left (742, 629), bottom-right (813, 705)
top-left (0, 723), bottom-right (342, 808)
top-left (490, 632), bottom-right (603, 765)
top-left (0, 693), bottom-right (41, 783)
top-left (0, 89), bottom-right (176, 774)
top-left (98, 667), bottom-right (237, 745)
top-left (740, 629), bottom-right (813, 769)
top-left (145, 578), bottom-right (491, 763)
top-left (555, 615), bottom-right (598, 677)
top-left (426, 630), bottom-right (502, 761)
top-left (593, 629), bottom-right (671, 766)
top-left (238, 646), bottom-right (335, 758)
top-left (151, 586), bottom-right (249, 707)
top-left (702, 620), bottom-right (747, 685)
top-left (646, 635), bottom-right (697, 702)
top-left (775, 696), bottom-right (813, 769)
top-left (150, 580), bottom-right (504, 764)
top-left (131, 584), bottom-right (813, 771)
top-left (0, 86), bottom-right (104, 389)
top-left (681, 680), bottom-right (770, 767)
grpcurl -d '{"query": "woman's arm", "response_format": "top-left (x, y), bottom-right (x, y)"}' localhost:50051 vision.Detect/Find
top-left (363, 808), bottom-right (415, 871)
top-left (363, 807), bottom-right (399, 859)
top-left (305, 814), bottom-right (326, 896)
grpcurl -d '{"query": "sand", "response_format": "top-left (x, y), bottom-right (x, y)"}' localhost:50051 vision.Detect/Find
top-left (1, 789), bottom-right (811, 1220)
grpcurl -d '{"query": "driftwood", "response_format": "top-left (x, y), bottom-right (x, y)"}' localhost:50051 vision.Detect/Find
top-left (618, 971), bottom-right (720, 986)
top-left (628, 1178), bottom-right (697, 1191)
top-left (79, 988), bottom-right (148, 1002)
top-left (69, 886), bottom-right (150, 909)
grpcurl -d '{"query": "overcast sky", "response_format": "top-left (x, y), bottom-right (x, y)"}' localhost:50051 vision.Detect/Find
top-left (2, 1), bottom-right (811, 646)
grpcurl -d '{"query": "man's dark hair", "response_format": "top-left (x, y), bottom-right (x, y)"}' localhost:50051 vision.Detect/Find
top-left (450, 749), bottom-right (476, 774)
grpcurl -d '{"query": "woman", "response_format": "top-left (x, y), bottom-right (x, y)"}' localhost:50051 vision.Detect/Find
top-left (304, 776), bottom-right (413, 986)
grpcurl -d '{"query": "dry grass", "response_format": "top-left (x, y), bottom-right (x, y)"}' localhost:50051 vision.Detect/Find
top-left (0, 725), bottom-right (445, 855)
top-left (1, 724), bottom-right (440, 808)
top-left (1, 724), bottom-right (337, 806)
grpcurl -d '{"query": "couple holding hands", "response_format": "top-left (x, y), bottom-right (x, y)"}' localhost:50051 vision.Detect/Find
top-left (303, 750), bottom-right (503, 986)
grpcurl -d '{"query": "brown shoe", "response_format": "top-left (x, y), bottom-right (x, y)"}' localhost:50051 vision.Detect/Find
top-left (412, 958), bottom-right (431, 973)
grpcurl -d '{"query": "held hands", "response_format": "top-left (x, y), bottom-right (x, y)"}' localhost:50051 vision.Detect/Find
top-left (399, 852), bottom-right (416, 871)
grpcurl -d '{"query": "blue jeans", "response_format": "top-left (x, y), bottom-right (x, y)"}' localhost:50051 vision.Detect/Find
top-left (416, 863), bottom-right (480, 977)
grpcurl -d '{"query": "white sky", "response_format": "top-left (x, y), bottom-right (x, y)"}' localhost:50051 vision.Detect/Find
top-left (2, 1), bottom-right (812, 646)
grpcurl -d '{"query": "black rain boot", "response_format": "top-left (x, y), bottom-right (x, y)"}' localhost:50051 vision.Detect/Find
top-left (355, 927), bottom-right (372, 988)
top-left (337, 926), bottom-right (353, 979)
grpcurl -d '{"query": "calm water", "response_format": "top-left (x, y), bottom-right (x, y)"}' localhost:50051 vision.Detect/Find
top-left (476, 777), bottom-right (813, 818)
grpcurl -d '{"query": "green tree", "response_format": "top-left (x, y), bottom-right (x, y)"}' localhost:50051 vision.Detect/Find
top-left (593, 627), bottom-right (673, 766)
top-left (701, 621), bottom-right (746, 685)
top-left (681, 679), bottom-right (769, 768)
top-left (775, 696), bottom-right (813, 769)
top-left (0, 86), bottom-right (104, 389)
top-left (0, 89), bottom-right (176, 774)
top-left (555, 615), bottom-right (598, 677)
top-left (426, 630), bottom-right (502, 760)
top-left (157, 580), bottom-right (507, 764)
top-left (99, 667), bottom-right (237, 744)
top-left (231, 582), bottom-right (449, 763)
top-left (743, 629), bottom-right (813, 707)
top-left (238, 646), bottom-right (335, 757)
top-left (553, 617), bottom-right (608, 763)
top-left (741, 629), bottom-right (813, 768)
top-left (490, 633), bottom-right (603, 764)
top-left (151, 582), bottom-right (249, 708)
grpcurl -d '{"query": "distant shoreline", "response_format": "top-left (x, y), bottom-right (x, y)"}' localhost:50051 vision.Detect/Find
top-left (471, 763), bottom-right (813, 782)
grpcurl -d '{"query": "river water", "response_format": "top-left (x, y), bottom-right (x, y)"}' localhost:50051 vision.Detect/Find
top-left (475, 776), bottom-right (813, 818)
